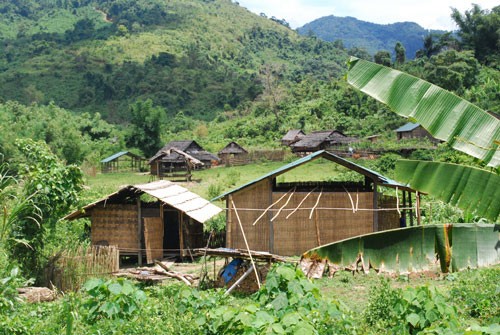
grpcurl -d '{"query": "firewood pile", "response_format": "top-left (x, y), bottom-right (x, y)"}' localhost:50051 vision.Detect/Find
top-left (17, 287), bottom-right (56, 303)
top-left (114, 260), bottom-right (198, 285)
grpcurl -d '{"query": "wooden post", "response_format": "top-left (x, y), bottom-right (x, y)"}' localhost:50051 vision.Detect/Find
top-left (416, 192), bottom-right (421, 226)
top-left (179, 212), bottom-right (184, 259)
top-left (160, 203), bottom-right (164, 258)
top-left (409, 192), bottom-right (414, 226)
top-left (268, 179), bottom-right (274, 254)
top-left (402, 190), bottom-right (407, 227)
top-left (227, 195), bottom-right (233, 248)
top-left (137, 198), bottom-right (142, 266)
top-left (373, 182), bottom-right (379, 231)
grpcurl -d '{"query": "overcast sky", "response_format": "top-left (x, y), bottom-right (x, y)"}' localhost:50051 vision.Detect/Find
top-left (236, 0), bottom-right (498, 30)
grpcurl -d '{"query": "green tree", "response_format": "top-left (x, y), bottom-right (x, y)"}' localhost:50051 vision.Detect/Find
top-left (451, 4), bottom-right (500, 65)
top-left (394, 42), bottom-right (406, 67)
top-left (374, 51), bottom-right (391, 67)
top-left (9, 139), bottom-right (83, 280)
top-left (126, 99), bottom-right (164, 157)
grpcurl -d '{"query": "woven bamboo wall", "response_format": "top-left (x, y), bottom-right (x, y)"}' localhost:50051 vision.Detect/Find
top-left (91, 204), bottom-right (139, 251)
top-left (272, 192), bottom-right (373, 256)
top-left (378, 195), bottom-right (401, 231)
top-left (228, 182), bottom-right (375, 256)
top-left (184, 218), bottom-right (205, 249)
top-left (228, 179), bottom-right (271, 252)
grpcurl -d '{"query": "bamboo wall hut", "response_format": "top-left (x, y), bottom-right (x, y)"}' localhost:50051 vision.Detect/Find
top-left (214, 150), bottom-right (421, 256)
top-left (395, 122), bottom-right (438, 142)
top-left (100, 151), bottom-right (145, 174)
top-left (218, 141), bottom-right (248, 166)
top-left (65, 181), bottom-right (222, 264)
top-left (290, 130), bottom-right (358, 154)
top-left (149, 140), bottom-right (220, 177)
top-left (281, 129), bottom-right (305, 146)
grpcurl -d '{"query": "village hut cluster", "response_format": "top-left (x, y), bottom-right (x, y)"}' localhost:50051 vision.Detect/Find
top-left (68, 131), bottom-right (432, 287)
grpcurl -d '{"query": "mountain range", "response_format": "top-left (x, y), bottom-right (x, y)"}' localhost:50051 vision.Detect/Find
top-left (297, 15), bottom-right (446, 59)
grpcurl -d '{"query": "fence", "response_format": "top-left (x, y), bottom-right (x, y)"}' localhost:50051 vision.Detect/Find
top-left (46, 245), bottom-right (119, 292)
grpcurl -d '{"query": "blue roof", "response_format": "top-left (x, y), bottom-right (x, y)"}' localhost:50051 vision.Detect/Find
top-left (100, 151), bottom-right (130, 163)
top-left (213, 150), bottom-right (416, 200)
top-left (395, 122), bottom-right (420, 132)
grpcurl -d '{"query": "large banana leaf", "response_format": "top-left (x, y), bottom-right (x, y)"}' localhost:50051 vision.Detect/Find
top-left (346, 57), bottom-right (500, 168)
top-left (300, 224), bottom-right (500, 276)
top-left (396, 160), bottom-right (500, 222)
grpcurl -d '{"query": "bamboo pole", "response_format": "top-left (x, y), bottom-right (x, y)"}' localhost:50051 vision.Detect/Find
top-left (309, 188), bottom-right (323, 219)
top-left (252, 188), bottom-right (292, 226)
top-left (271, 187), bottom-right (296, 221)
top-left (286, 187), bottom-right (317, 219)
top-left (343, 186), bottom-right (356, 213)
top-left (230, 198), bottom-right (261, 289)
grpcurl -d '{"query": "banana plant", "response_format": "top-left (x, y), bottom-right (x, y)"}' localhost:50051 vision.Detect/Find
top-left (346, 57), bottom-right (500, 168)
top-left (346, 57), bottom-right (500, 221)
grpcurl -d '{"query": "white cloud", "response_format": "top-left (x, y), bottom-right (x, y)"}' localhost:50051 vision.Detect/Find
top-left (236, 0), bottom-right (499, 30)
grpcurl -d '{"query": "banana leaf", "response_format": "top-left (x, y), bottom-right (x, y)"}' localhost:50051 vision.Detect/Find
top-left (346, 57), bottom-right (500, 168)
top-left (300, 224), bottom-right (500, 276)
top-left (396, 160), bottom-right (500, 222)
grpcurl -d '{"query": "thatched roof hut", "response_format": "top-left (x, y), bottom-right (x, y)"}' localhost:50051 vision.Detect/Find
top-left (218, 142), bottom-right (248, 166)
top-left (290, 130), bottom-right (358, 153)
top-left (100, 151), bottom-right (145, 174)
top-left (149, 140), bottom-right (220, 177)
top-left (281, 129), bottom-right (305, 146)
top-left (214, 150), bottom-right (421, 256)
top-left (65, 180), bottom-right (222, 264)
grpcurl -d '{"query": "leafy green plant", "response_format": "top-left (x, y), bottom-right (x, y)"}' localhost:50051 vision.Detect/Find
top-left (450, 267), bottom-right (500, 323)
top-left (364, 279), bottom-right (460, 334)
top-left (81, 277), bottom-right (147, 323)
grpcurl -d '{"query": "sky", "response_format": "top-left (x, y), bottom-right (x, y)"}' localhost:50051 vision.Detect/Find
top-left (236, 0), bottom-right (498, 30)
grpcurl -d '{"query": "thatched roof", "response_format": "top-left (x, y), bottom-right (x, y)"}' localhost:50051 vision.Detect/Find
top-left (290, 130), bottom-right (358, 150)
top-left (282, 129), bottom-right (305, 142)
top-left (218, 141), bottom-right (248, 155)
top-left (149, 140), bottom-right (219, 164)
top-left (65, 180), bottom-right (222, 223)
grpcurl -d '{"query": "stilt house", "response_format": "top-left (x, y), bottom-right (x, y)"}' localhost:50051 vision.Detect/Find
top-left (65, 181), bottom-right (222, 264)
top-left (214, 150), bottom-right (421, 256)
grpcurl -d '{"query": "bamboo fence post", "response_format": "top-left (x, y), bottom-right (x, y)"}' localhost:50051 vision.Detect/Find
top-left (230, 198), bottom-right (261, 289)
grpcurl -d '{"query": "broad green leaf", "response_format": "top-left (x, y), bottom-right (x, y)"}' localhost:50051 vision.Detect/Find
top-left (396, 160), bottom-right (500, 222)
top-left (271, 292), bottom-right (288, 311)
top-left (107, 283), bottom-right (122, 295)
top-left (302, 224), bottom-right (499, 275)
top-left (346, 57), bottom-right (500, 167)
top-left (406, 313), bottom-right (420, 327)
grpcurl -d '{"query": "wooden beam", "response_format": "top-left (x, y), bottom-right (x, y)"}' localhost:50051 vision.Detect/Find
top-left (268, 179), bottom-right (274, 254)
top-left (179, 211), bottom-right (184, 259)
top-left (373, 183), bottom-right (378, 231)
top-left (409, 192), bottom-right (414, 226)
top-left (227, 195), bottom-right (233, 248)
top-left (137, 198), bottom-right (142, 266)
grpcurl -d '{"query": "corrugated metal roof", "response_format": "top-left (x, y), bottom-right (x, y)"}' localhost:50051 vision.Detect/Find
top-left (395, 122), bottom-right (420, 132)
top-left (65, 180), bottom-right (222, 223)
top-left (213, 150), bottom-right (417, 200)
top-left (101, 151), bottom-right (129, 163)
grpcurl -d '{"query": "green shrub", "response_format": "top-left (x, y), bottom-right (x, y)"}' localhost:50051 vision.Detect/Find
top-left (81, 277), bottom-right (147, 323)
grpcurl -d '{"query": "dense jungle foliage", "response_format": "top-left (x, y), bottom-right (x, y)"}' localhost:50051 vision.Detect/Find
top-left (0, 1), bottom-right (499, 333)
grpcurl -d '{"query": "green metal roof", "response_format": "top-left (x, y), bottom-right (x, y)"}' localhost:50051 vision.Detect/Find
top-left (212, 150), bottom-right (417, 201)
top-left (100, 151), bottom-right (144, 163)
top-left (395, 122), bottom-right (420, 132)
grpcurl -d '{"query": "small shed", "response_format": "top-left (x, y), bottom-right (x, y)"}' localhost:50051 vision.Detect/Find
top-left (65, 180), bottom-right (222, 264)
top-left (218, 142), bottom-right (248, 166)
top-left (100, 151), bottom-right (145, 174)
top-left (290, 130), bottom-right (358, 153)
top-left (214, 150), bottom-right (421, 256)
top-left (149, 140), bottom-right (220, 177)
top-left (395, 122), bottom-right (438, 142)
top-left (281, 129), bottom-right (305, 146)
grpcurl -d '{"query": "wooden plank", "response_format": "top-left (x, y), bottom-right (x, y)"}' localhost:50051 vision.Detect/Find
top-left (144, 217), bottom-right (164, 264)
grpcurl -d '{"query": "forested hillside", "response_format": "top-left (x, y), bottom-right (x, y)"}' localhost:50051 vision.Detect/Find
top-left (296, 15), bottom-right (446, 59)
top-left (0, 0), bottom-right (498, 164)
